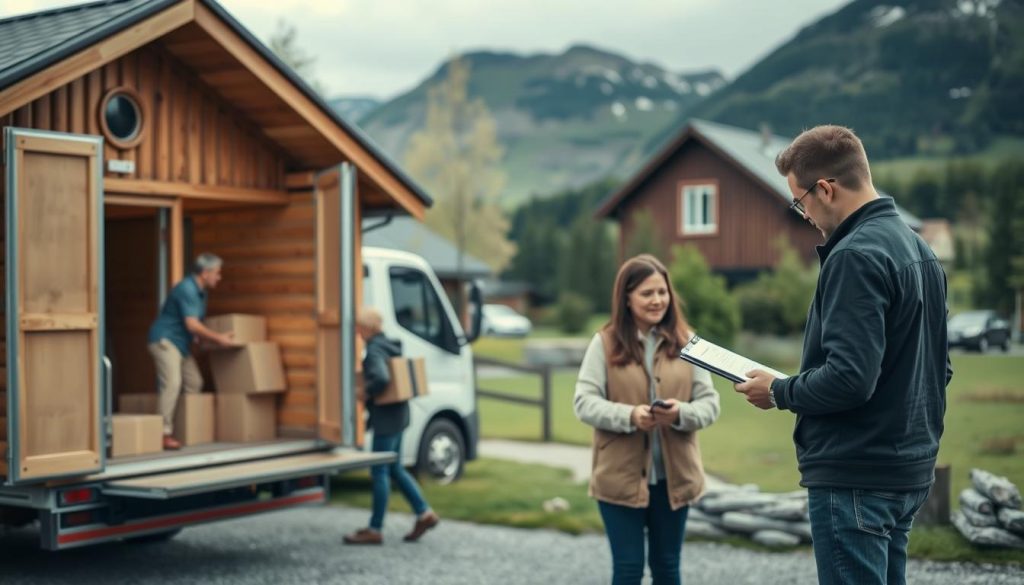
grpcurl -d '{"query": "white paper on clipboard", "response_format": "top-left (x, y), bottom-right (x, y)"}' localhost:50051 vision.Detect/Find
top-left (679, 335), bottom-right (789, 383)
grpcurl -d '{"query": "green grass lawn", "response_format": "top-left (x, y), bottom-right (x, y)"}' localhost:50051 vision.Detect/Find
top-left (468, 348), bottom-right (1024, 562)
top-left (338, 330), bottom-right (1024, 563)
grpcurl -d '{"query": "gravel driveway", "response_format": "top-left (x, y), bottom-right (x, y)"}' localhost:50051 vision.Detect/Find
top-left (1, 505), bottom-right (1020, 584)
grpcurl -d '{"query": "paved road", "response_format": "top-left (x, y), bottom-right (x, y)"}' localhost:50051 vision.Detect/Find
top-left (1, 505), bottom-right (1020, 585)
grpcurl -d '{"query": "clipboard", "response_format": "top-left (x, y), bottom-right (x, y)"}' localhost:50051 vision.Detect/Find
top-left (678, 335), bottom-right (789, 383)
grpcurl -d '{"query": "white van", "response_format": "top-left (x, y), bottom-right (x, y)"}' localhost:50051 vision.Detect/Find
top-left (361, 247), bottom-right (480, 484)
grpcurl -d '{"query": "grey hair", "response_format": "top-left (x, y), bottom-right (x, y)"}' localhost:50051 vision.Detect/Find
top-left (193, 252), bottom-right (223, 274)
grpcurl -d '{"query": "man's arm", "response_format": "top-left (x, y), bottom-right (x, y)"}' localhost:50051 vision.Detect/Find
top-left (184, 316), bottom-right (235, 347)
top-left (772, 250), bottom-right (890, 415)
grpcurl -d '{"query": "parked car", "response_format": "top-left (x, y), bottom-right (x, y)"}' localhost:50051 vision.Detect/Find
top-left (481, 304), bottom-right (533, 337)
top-left (947, 310), bottom-right (1012, 352)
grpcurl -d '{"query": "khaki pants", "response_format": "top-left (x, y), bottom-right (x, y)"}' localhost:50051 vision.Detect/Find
top-left (148, 339), bottom-right (203, 434)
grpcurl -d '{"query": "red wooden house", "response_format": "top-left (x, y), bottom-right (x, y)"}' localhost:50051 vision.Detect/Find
top-left (597, 119), bottom-right (921, 284)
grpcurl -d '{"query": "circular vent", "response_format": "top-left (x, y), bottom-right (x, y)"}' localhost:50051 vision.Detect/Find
top-left (100, 88), bottom-right (144, 148)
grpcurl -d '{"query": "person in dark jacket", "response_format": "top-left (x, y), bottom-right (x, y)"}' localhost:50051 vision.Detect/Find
top-left (344, 307), bottom-right (439, 545)
top-left (735, 125), bottom-right (952, 585)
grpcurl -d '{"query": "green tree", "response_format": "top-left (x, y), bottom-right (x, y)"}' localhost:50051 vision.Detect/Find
top-left (405, 57), bottom-right (515, 311)
top-left (668, 245), bottom-right (740, 345)
top-left (506, 217), bottom-right (562, 303)
top-left (735, 237), bottom-right (819, 335)
top-left (267, 19), bottom-right (326, 95)
top-left (981, 160), bottom-right (1024, 314)
top-left (624, 209), bottom-right (665, 260)
top-left (559, 216), bottom-right (616, 313)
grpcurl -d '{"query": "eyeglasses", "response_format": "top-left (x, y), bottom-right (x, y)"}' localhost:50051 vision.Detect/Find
top-left (790, 178), bottom-right (835, 216)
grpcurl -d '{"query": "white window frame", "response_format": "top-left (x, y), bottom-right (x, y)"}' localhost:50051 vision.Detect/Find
top-left (679, 182), bottom-right (717, 235)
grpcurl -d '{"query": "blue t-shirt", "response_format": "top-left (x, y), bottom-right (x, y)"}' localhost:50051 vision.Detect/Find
top-left (148, 276), bottom-right (206, 356)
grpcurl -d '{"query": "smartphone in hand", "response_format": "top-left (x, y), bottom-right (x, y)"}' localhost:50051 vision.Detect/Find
top-left (651, 399), bottom-right (671, 411)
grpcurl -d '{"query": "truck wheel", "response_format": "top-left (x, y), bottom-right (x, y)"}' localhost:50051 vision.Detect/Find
top-left (416, 419), bottom-right (465, 485)
top-left (124, 528), bottom-right (182, 544)
top-left (977, 337), bottom-right (989, 353)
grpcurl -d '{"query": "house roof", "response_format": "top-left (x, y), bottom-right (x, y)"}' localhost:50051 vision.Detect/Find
top-left (597, 118), bottom-right (921, 230)
top-left (0, 0), bottom-right (432, 212)
top-left (362, 217), bottom-right (492, 280)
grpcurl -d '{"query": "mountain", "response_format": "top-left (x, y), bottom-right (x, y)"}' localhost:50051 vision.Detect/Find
top-left (327, 96), bottom-right (382, 123)
top-left (351, 44), bottom-right (725, 204)
top-left (651, 0), bottom-right (1024, 159)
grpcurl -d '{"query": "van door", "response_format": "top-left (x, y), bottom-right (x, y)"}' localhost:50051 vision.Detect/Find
top-left (313, 163), bottom-right (357, 446)
top-left (3, 128), bottom-right (105, 484)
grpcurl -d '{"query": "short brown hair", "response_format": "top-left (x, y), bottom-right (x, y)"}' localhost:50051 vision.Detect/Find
top-left (775, 125), bottom-right (871, 191)
top-left (605, 254), bottom-right (690, 366)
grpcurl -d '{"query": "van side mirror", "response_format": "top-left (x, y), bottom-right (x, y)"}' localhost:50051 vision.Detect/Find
top-left (463, 280), bottom-right (484, 344)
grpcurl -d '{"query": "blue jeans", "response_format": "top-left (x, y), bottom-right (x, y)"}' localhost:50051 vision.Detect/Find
top-left (369, 432), bottom-right (429, 530)
top-left (808, 487), bottom-right (930, 585)
top-left (597, 481), bottom-right (689, 585)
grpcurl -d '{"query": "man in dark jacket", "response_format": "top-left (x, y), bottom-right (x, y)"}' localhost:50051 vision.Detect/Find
top-left (344, 307), bottom-right (439, 545)
top-left (736, 125), bottom-right (952, 585)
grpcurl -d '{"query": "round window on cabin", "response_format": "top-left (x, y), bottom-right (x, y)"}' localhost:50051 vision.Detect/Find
top-left (99, 88), bottom-right (145, 148)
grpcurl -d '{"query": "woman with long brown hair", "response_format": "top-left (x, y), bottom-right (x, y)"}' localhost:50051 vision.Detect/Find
top-left (574, 254), bottom-right (720, 585)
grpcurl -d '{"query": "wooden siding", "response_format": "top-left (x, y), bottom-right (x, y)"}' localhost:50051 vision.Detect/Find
top-left (619, 140), bottom-right (822, 272)
top-left (191, 195), bottom-right (319, 435)
top-left (7, 44), bottom-right (286, 191)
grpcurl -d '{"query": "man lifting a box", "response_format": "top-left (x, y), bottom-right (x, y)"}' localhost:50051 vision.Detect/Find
top-left (147, 253), bottom-right (238, 450)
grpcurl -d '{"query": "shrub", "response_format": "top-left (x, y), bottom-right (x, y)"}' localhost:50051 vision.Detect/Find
top-left (668, 245), bottom-right (740, 345)
top-left (557, 292), bottom-right (593, 334)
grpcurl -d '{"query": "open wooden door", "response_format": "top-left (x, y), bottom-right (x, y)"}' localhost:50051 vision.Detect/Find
top-left (4, 128), bottom-right (104, 484)
top-left (314, 163), bottom-right (358, 447)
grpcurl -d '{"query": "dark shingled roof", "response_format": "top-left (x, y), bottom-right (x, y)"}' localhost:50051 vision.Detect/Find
top-left (0, 0), bottom-right (433, 208)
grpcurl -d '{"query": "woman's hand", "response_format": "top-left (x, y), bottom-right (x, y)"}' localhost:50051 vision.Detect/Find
top-left (631, 404), bottom-right (657, 431)
top-left (651, 398), bottom-right (681, 427)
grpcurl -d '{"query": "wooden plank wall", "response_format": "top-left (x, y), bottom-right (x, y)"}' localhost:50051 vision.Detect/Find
top-left (191, 195), bottom-right (319, 435)
top-left (6, 44), bottom-right (286, 191)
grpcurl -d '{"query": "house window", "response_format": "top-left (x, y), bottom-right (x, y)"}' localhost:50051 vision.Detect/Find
top-left (680, 184), bottom-right (717, 235)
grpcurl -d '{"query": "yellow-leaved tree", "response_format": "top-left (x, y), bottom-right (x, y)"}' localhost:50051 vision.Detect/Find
top-left (404, 57), bottom-right (515, 312)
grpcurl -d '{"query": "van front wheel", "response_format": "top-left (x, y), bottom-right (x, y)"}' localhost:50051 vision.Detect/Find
top-left (416, 419), bottom-right (465, 485)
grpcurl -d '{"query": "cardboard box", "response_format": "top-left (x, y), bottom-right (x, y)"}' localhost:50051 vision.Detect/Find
top-left (110, 414), bottom-right (163, 457)
top-left (173, 393), bottom-right (215, 446)
top-left (204, 313), bottom-right (267, 345)
top-left (209, 342), bottom-right (286, 393)
top-left (216, 393), bottom-right (276, 442)
top-left (119, 393), bottom-right (158, 414)
top-left (375, 357), bottom-right (429, 405)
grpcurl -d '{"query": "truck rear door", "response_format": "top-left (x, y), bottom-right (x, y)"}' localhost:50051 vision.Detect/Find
top-left (3, 128), bottom-right (105, 484)
top-left (313, 163), bottom-right (358, 447)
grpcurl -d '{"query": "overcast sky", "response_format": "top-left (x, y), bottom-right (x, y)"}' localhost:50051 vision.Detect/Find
top-left (1, 0), bottom-right (850, 99)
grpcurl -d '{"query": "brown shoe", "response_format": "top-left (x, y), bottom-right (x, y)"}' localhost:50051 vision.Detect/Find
top-left (162, 435), bottom-right (182, 450)
top-left (343, 528), bottom-right (382, 545)
top-left (403, 511), bottom-right (439, 542)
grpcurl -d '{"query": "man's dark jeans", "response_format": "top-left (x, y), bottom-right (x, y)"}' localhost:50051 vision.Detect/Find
top-left (597, 481), bottom-right (690, 585)
top-left (808, 487), bottom-right (930, 585)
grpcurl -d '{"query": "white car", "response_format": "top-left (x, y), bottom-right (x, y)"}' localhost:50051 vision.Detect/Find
top-left (481, 304), bottom-right (532, 337)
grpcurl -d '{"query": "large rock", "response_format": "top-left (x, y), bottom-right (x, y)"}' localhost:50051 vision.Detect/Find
top-left (523, 338), bottom-right (590, 368)
top-left (952, 511), bottom-right (1024, 549)
top-left (970, 468), bottom-right (1022, 509)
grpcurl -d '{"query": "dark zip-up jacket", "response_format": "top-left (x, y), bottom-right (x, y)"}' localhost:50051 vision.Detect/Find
top-left (773, 198), bottom-right (952, 490)
top-left (363, 334), bottom-right (410, 436)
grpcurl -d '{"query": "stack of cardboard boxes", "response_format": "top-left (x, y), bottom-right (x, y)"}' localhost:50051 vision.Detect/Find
top-left (205, 314), bottom-right (285, 443)
top-left (109, 313), bottom-right (284, 458)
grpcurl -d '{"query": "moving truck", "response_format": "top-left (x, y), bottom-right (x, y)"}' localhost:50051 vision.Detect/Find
top-left (0, 0), bottom-right (487, 549)
top-left (0, 128), bottom-right (481, 550)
